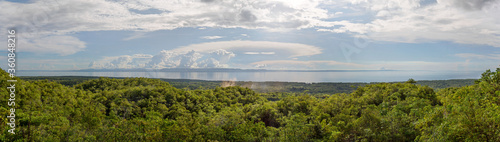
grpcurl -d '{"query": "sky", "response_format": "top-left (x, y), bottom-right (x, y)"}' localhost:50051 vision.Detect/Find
top-left (0, 0), bottom-right (499, 71)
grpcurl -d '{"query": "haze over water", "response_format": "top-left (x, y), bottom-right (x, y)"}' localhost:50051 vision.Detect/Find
top-left (18, 70), bottom-right (480, 83)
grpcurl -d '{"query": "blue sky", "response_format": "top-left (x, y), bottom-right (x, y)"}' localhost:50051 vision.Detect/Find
top-left (0, 0), bottom-right (499, 71)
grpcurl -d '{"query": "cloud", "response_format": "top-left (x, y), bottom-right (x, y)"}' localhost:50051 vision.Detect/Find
top-left (2, 58), bottom-right (89, 70)
top-left (171, 40), bottom-right (322, 58)
top-left (455, 53), bottom-right (500, 60)
top-left (90, 49), bottom-right (236, 69)
top-left (90, 54), bottom-right (153, 69)
top-left (1, 0), bottom-right (499, 57)
top-left (16, 35), bottom-right (86, 56)
top-left (208, 49), bottom-right (236, 63)
top-left (147, 49), bottom-right (236, 69)
top-left (0, 0), bottom-right (333, 55)
top-left (177, 50), bottom-right (202, 68)
top-left (244, 52), bottom-right (260, 55)
top-left (0, 0), bottom-right (331, 34)
top-left (123, 32), bottom-right (148, 41)
top-left (147, 51), bottom-right (182, 68)
top-left (319, 0), bottom-right (500, 47)
top-left (261, 52), bottom-right (276, 55)
top-left (244, 52), bottom-right (275, 55)
top-left (238, 10), bottom-right (257, 22)
top-left (251, 60), bottom-right (365, 70)
top-left (442, 0), bottom-right (498, 11)
top-left (201, 36), bottom-right (223, 40)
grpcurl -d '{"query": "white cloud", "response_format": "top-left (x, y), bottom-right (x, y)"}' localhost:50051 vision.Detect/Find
top-left (90, 54), bottom-right (153, 69)
top-left (90, 49), bottom-right (236, 69)
top-left (171, 40), bottom-right (322, 58)
top-left (88, 61), bottom-right (104, 69)
top-left (254, 64), bottom-right (267, 68)
top-left (177, 50), bottom-right (202, 68)
top-left (251, 60), bottom-right (365, 69)
top-left (208, 49), bottom-right (236, 63)
top-left (319, 0), bottom-right (500, 47)
top-left (17, 35), bottom-right (86, 56)
top-left (244, 52), bottom-right (276, 55)
top-left (201, 36), bottom-right (223, 40)
top-left (244, 52), bottom-right (260, 55)
top-left (199, 58), bottom-right (226, 68)
top-left (261, 52), bottom-right (275, 55)
top-left (198, 50), bottom-right (236, 68)
top-left (366, 61), bottom-right (496, 71)
top-left (147, 49), bottom-right (236, 69)
top-left (1, 0), bottom-right (499, 57)
top-left (249, 60), bottom-right (497, 71)
top-left (0, 0), bottom-right (334, 55)
top-left (456, 53), bottom-right (500, 60)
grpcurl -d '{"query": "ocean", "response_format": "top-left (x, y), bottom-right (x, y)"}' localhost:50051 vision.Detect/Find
top-left (17, 70), bottom-right (482, 82)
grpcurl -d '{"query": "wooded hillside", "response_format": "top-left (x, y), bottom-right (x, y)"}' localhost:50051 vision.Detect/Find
top-left (1, 68), bottom-right (499, 141)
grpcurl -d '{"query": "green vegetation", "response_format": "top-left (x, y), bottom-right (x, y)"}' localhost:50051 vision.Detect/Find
top-left (2, 67), bottom-right (498, 141)
top-left (20, 76), bottom-right (476, 94)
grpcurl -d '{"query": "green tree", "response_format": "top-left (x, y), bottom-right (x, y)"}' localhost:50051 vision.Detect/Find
top-left (406, 78), bottom-right (417, 84)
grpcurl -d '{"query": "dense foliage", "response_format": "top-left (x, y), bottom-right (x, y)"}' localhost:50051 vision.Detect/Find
top-left (20, 76), bottom-right (475, 94)
top-left (2, 68), bottom-right (499, 141)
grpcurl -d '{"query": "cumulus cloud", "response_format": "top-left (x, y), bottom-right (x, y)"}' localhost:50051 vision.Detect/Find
top-left (254, 64), bottom-right (267, 68)
top-left (0, 35), bottom-right (86, 56)
top-left (261, 52), bottom-right (275, 55)
top-left (208, 49), bottom-right (236, 63)
top-left (244, 52), bottom-right (275, 55)
top-left (123, 32), bottom-right (149, 41)
top-left (178, 50), bottom-right (203, 68)
top-left (197, 49), bottom-right (236, 68)
top-left (89, 54), bottom-right (153, 69)
top-left (90, 49), bottom-right (236, 69)
top-left (147, 51), bottom-right (182, 68)
top-left (88, 61), bottom-right (104, 69)
top-left (171, 40), bottom-right (322, 58)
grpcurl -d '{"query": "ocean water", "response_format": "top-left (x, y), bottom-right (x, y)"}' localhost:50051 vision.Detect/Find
top-left (17, 70), bottom-right (482, 83)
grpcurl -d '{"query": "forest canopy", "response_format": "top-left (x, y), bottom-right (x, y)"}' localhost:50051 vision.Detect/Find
top-left (1, 67), bottom-right (500, 141)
